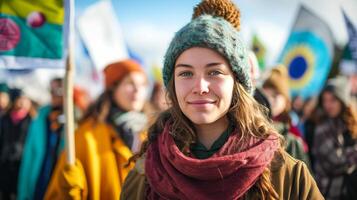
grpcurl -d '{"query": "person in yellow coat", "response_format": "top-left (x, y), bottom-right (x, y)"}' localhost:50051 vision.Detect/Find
top-left (45, 59), bottom-right (149, 200)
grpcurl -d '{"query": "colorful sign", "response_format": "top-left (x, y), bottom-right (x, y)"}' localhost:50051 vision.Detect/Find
top-left (0, 0), bottom-right (65, 69)
top-left (279, 6), bottom-right (334, 99)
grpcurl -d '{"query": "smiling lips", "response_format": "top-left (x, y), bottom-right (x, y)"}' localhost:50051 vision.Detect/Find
top-left (188, 100), bottom-right (216, 105)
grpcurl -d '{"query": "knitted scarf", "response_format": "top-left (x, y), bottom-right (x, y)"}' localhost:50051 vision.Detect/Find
top-left (145, 123), bottom-right (279, 200)
top-left (108, 105), bottom-right (147, 152)
top-left (10, 108), bottom-right (29, 124)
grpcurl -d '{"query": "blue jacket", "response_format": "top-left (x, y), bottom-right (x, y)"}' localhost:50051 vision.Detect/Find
top-left (17, 106), bottom-right (64, 200)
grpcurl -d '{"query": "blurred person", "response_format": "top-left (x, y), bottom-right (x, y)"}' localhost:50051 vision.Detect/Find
top-left (349, 74), bottom-right (357, 111)
top-left (149, 81), bottom-right (169, 113)
top-left (292, 95), bottom-right (305, 116)
top-left (299, 97), bottom-right (319, 170)
top-left (0, 89), bottom-right (34, 200)
top-left (262, 65), bottom-right (310, 166)
top-left (0, 83), bottom-right (10, 117)
top-left (297, 97), bottom-right (318, 135)
top-left (290, 95), bottom-right (305, 127)
top-left (73, 85), bottom-right (91, 122)
top-left (121, 1), bottom-right (322, 199)
top-left (248, 50), bottom-right (271, 118)
top-left (312, 76), bottom-right (357, 200)
top-left (17, 78), bottom-right (65, 200)
top-left (44, 59), bottom-right (149, 200)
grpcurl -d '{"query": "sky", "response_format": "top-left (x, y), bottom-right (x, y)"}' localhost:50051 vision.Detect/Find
top-left (87, 0), bottom-right (357, 67)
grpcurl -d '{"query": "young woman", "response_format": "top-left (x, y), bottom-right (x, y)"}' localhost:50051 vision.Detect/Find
top-left (312, 77), bottom-right (357, 200)
top-left (121, 0), bottom-right (322, 199)
top-left (44, 59), bottom-right (149, 200)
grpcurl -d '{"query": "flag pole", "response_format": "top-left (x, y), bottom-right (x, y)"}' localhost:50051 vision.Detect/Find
top-left (64, 0), bottom-right (75, 165)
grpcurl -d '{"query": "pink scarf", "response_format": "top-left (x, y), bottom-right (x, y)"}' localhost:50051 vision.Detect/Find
top-left (10, 109), bottom-right (28, 124)
top-left (145, 124), bottom-right (279, 200)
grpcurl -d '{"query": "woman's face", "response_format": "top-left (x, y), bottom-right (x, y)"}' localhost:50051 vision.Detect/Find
top-left (0, 92), bottom-right (9, 110)
top-left (153, 87), bottom-right (169, 111)
top-left (174, 47), bottom-right (234, 125)
top-left (263, 87), bottom-right (287, 117)
top-left (322, 91), bottom-right (342, 118)
top-left (14, 96), bottom-right (32, 111)
top-left (50, 80), bottom-right (63, 108)
top-left (113, 72), bottom-right (148, 112)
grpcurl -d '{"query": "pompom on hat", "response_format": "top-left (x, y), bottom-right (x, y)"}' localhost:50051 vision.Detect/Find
top-left (104, 59), bottom-right (145, 90)
top-left (162, 0), bottom-right (252, 94)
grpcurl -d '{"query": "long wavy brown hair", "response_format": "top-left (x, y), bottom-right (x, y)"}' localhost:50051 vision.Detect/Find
top-left (79, 88), bottom-right (114, 125)
top-left (131, 74), bottom-right (283, 199)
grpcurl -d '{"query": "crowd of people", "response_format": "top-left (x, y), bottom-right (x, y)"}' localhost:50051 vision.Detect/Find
top-left (0, 0), bottom-right (356, 199)
top-left (0, 58), bottom-right (170, 200)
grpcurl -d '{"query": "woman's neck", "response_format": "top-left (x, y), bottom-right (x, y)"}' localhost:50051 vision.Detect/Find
top-left (195, 117), bottom-right (229, 149)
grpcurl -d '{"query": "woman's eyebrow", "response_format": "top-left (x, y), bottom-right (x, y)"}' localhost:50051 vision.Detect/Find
top-left (175, 64), bottom-right (193, 68)
top-left (206, 62), bottom-right (224, 67)
top-left (175, 62), bottom-right (224, 68)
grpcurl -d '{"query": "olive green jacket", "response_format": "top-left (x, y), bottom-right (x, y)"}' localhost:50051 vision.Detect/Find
top-left (121, 151), bottom-right (324, 200)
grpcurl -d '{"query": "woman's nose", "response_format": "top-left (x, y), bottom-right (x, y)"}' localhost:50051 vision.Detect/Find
top-left (192, 77), bottom-right (209, 95)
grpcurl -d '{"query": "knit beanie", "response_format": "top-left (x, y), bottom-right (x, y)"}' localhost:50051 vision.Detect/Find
top-left (0, 83), bottom-right (9, 94)
top-left (104, 59), bottom-right (145, 90)
top-left (10, 88), bottom-right (24, 102)
top-left (263, 65), bottom-right (291, 102)
top-left (322, 76), bottom-right (351, 106)
top-left (162, 0), bottom-right (252, 94)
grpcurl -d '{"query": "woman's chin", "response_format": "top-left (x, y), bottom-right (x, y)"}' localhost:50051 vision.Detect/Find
top-left (186, 114), bottom-right (218, 125)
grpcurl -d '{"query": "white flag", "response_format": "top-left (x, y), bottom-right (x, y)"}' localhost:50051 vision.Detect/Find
top-left (77, 0), bottom-right (129, 71)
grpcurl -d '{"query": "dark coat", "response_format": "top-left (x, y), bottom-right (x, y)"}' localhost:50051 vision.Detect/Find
top-left (0, 112), bottom-right (32, 194)
top-left (313, 118), bottom-right (357, 200)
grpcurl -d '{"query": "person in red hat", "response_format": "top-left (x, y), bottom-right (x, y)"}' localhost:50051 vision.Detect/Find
top-left (45, 59), bottom-right (149, 200)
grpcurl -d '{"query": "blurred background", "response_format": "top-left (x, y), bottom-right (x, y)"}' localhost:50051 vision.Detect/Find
top-left (0, 0), bottom-right (356, 103)
top-left (1, 1), bottom-right (357, 199)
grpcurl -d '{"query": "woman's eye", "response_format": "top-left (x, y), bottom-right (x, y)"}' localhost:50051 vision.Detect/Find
top-left (209, 70), bottom-right (222, 76)
top-left (178, 71), bottom-right (193, 77)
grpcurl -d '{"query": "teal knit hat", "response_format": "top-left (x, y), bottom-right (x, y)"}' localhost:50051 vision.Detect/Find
top-left (0, 83), bottom-right (9, 94)
top-left (162, 3), bottom-right (252, 93)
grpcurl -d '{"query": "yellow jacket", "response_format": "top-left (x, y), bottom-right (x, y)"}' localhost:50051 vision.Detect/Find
top-left (45, 118), bottom-right (134, 200)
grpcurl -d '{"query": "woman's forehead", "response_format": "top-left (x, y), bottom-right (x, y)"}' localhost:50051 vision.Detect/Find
top-left (177, 47), bottom-right (226, 60)
top-left (175, 47), bottom-right (230, 69)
